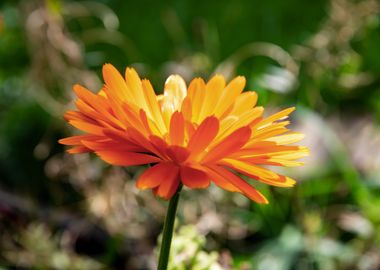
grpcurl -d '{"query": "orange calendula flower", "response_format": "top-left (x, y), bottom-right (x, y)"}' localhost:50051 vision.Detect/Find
top-left (60, 64), bottom-right (308, 203)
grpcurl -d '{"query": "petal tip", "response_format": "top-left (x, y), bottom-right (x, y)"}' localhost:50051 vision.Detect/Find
top-left (102, 63), bottom-right (118, 77)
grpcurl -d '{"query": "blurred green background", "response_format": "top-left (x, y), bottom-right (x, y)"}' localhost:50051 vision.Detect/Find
top-left (1, 0), bottom-right (380, 269)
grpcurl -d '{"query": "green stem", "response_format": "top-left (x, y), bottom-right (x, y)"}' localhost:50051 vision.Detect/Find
top-left (157, 184), bottom-right (182, 270)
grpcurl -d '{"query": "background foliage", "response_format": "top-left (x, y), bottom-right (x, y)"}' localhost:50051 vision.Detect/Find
top-left (1, 0), bottom-right (380, 269)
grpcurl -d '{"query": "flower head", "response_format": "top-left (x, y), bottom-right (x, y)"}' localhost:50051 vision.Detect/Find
top-left (60, 64), bottom-right (308, 203)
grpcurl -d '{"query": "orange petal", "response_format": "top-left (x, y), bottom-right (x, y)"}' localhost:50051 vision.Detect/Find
top-left (67, 146), bottom-right (90, 154)
top-left (204, 166), bottom-right (240, 192)
top-left (59, 135), bottom-right (103, 145)
top-left (185, 121), bottom-right (196, 141)
top-left (139, 109), bottom-right (154, 136)
top-left (95, 150), bottom-right (160, 166)
top-left (181, 97), bottom-right (192, 122)
top-left (102, 64), bottom-right (131, 102)
top-left (121, 103), bottom-right (148, 136)
top-left (73, 84), bottom-right (121, 127)
top-left (149, 135), bottom-right (170, 160)
top-left (64, 110), bottom-right (95, 124)
top-left (221, 158), bottom-right (296, 187)
top-left (68, 120), bottom-right (104, 136)
top-left (136, 162), bottom-right (176, 189)
top-left (208, 165), bottom-right (268, 204)
top-left (202, 127), bottom-right (251, 163)
top-left (81, 139), bottom-right (143, 152)
top-left (187, 116), bottom-right (219, 159)
top-left (73, 84), bottom-right (105, 109)
top-left (75, 100), bottom-right (117, 129)
top-left (126, 127), bottom-right (156, 153)
top-left (102, 84), bottom-right (130, 127)
top-left (102, 129), bottom-right (145, 152)
top-left (154, 165), bottom-right (180, 200)
top-left (180, 166), bottom-right (210, 188)
top-left (166, 145), bottom-right (190, 163)
top-left (169, 111), bottom-right (185, 146)
top-left (221, 158), bottom-right (279, 179)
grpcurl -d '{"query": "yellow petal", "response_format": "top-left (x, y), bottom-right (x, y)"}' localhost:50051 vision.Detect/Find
top-left (221, 158), bottom-right (296, 187)
top-left (255, 107), bottom-right (295, 128)
top-left (266, 132), bottom-right (305, 145)
top-left (229, 91), bottom-right (258, 116)
top-left (161, 75), bottom-right (187, 117)
top-left (187, 78), bottom-right (206, 123)
top-left (125, 67), bottom-right (147, 110)
top-left (142, 79), bottom-right (167, 134)
top-left (197, 75), bottom-right (225, 122)
top-left (217, 107), bottom-right (263, 143)
top-left (214, 76), bottom-right (246, 117)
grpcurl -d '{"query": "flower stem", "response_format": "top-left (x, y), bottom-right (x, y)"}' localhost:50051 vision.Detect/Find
top-left (157, 184), bottom-right (182, 270)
